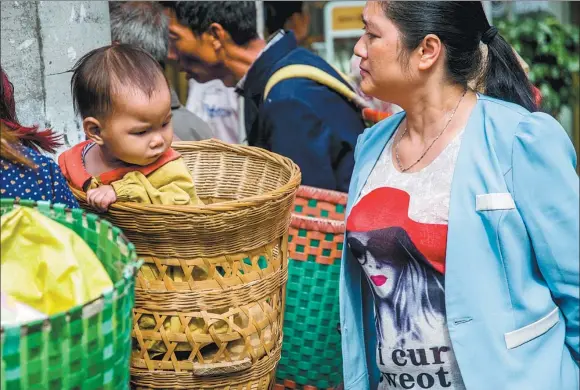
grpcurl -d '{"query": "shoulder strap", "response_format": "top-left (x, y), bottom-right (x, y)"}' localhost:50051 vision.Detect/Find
top-left (263, 64), bottom-right (369, 108)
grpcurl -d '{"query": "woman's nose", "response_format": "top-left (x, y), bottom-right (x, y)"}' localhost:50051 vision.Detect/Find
top-left (353, 37), bottom-right (367, 60)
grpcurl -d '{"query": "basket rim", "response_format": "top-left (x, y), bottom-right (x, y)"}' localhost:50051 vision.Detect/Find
top-left (290, 213), bottom-right (345, 234)
top-left (296, 185), bottom-right (348, 204)
top-left (71, 139), bottom-right (301, 215)
top-left (0, 198), bottom-right (141, 332)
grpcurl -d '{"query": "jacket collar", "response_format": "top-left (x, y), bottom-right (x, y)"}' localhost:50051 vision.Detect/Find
top-left (236, 30), bottom-right (298, 99)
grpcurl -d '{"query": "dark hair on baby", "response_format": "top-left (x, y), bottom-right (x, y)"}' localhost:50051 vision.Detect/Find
top-left (71, 43), bottom-right (168, 120)
top-left (382, 1), bottom-right (537, 112)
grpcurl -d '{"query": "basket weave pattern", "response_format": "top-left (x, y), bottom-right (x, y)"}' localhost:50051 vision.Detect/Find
top-left (276, 186), bottom-right (347, 390)
top-left (69, 140), bottom-right (301, 389)
top-left (0, 199), bottom-right (139, 390)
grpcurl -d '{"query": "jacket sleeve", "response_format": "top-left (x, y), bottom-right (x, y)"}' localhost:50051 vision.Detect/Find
top-left (512, 111), bottom-right (579, 361)
top-left (260, 98), bottom-right (339, 191)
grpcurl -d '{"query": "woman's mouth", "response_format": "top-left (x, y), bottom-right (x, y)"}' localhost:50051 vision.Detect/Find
top-left (370, 275), bottom-right (387, 286)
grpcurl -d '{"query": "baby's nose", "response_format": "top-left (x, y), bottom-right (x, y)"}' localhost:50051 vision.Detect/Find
top-left (150, 136), bottom-right (164, 149)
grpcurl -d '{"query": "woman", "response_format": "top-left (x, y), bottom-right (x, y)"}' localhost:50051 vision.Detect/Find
top-left (347, 187), bottom-right (446, 349)
top-left (1, 67), bottom-right (78, 208)
top-left (340, 2), bottom-right (579, 390)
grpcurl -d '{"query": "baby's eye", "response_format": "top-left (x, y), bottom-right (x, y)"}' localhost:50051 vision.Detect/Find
top-left (133, 130), bottom-right (147, 136)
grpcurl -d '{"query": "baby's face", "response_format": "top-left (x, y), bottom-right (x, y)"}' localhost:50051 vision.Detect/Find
top-left (102, 78), bottom-right (173, 166)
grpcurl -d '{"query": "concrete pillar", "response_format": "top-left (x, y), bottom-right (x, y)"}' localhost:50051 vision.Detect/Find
top-left (1, 1), bottom-right (111, 151)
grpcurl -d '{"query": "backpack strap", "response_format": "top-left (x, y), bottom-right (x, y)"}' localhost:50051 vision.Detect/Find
top-left (263, 64), bottom-right (369, 108)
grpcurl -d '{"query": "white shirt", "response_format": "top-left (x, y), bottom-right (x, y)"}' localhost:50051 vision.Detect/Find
top-left (186, 79), bottom-right (239, 144)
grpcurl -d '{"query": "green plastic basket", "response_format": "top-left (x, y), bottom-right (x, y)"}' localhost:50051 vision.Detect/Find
top-left (275, 186), bottom-right (347, 390)
top-left (0, 199), bottom-right (141, 390)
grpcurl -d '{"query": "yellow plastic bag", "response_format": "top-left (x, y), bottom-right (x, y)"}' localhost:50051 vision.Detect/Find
top-left (1, 207), bottom-right (113, 315)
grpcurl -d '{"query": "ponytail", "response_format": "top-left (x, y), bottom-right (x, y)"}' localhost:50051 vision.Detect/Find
top-left (481, 28), bottom-right (538, 112)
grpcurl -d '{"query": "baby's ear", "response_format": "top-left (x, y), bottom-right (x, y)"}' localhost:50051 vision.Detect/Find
top-left (83, 117), bottom-right (104, 145)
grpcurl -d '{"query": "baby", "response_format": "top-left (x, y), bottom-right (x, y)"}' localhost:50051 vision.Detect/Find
top-left (59, 44), bottom-right (203, 211)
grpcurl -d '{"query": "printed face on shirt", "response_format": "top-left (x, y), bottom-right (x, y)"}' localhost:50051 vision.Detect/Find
top-left (348, 228), bottom-right (408, 300)
top-left (166, 9), bottom-right (231, 85)
top-left (96, 77), bottom-right (173, 166)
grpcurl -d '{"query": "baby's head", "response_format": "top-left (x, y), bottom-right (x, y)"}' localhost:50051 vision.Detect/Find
top-left (72, 44), bottom-right (173, 166)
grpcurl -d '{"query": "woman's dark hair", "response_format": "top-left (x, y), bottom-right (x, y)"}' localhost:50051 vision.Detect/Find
top-left (1, 66), bottom-right (61, 167)
top-left (382, 1), bottom-right (537, 112)
top-left (374, 228), bottom-right (444, 348)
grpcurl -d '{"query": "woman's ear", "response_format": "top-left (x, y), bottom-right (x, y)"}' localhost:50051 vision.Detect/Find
top-left (83, 117), bottom-right (104, 145)
top-left (417, 33), bottom-right (443, 71)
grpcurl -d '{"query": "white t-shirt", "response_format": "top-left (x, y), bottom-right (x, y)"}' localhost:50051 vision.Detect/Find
top-left (346, 130), bottom-right (467, 389)
top-left (186, 79), bottom-right (240, 144)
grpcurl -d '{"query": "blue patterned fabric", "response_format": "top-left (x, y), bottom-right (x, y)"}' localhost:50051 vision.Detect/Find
top-left (1, 146), bottom-right (78, 208)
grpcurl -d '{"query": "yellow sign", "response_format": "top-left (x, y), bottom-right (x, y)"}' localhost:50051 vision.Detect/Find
top-left (331, 6), bottom-right (364, 31)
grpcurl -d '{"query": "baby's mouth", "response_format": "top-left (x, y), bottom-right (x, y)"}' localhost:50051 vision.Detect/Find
top-left (370, 275), bottom-right (387, 287)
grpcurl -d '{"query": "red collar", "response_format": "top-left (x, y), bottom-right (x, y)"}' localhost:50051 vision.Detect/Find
top-left (58, 140), bottom-right (181, 190)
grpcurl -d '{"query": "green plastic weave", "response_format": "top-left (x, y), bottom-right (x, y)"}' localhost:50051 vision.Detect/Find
top-left (277, 188), bottom-right (346, 390)
top-left (0, 199), bottom-right (140, 390)
top-left (277, 261), bottom-right (342, 389)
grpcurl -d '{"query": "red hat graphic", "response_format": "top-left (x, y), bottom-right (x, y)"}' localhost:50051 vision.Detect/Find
top-left (347, 187), bottom-right (447, 274)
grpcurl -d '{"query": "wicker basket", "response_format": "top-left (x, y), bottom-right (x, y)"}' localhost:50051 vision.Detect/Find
top-left (0, 199), bottom-right (140, 390)
top-left (69, 140), bottom-right (301, 389)
top-left (274, 186), bottom-right (347, 390)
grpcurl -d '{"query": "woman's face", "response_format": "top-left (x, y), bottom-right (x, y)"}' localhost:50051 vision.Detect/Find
top-left (353, 1), bottom-right (413, 103)
top-left (348, 229), bottom-right (405, 300)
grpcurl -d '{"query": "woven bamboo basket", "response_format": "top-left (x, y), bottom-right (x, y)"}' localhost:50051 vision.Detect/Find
top-left (0, 199), bottom-right (140, 390)
top-left (274, 186), bottom-right (347, 390)
top-left (69, 140), bottom-right (301, 389)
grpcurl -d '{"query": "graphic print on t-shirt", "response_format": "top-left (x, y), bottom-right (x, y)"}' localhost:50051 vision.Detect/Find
top-left (346, 186), bottom-right (465, 389)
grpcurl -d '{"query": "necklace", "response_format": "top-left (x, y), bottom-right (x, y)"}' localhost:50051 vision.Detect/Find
top-left (395, 89), bottom-right (467, 173)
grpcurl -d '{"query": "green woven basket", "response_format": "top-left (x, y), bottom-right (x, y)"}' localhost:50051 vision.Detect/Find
top-left (0, 199), bottom-right (141, 390)
top-left (275, 186), bottom-right (347, 390)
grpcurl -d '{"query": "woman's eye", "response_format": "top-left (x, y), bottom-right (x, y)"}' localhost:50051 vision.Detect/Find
top-left (348, 242), bottom-right (367, 265)
top-left (357, 253), bottom-right (368, 266)
top-left (363, 27), bottom-right (377, 39)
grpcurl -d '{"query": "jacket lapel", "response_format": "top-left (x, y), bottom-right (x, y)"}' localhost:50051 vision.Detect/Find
top-left (346, 113), bottom-right (405, 215)
top-left (446, 97), bottom-right (510, 315)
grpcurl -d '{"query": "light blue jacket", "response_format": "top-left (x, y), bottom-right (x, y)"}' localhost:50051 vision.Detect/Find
top-left (339, 95), bottom-right (579, 389)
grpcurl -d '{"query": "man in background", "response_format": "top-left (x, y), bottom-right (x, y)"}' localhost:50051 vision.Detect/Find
top-left (162, 1), bottom-right (365, 192)
top-left (109, 1), bottom-right (213, 141)
top-left (162, 3), bottom-right (241, 144)
top-left (264, 1), bottom-right (310, 45)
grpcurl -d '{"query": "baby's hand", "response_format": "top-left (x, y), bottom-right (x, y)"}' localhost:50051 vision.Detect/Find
top-left (87, 185), bottom-right (117, 212)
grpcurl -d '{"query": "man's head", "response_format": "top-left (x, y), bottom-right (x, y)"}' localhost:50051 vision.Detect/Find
top-left (162, 1), bottom-right (259, 86)
top-left (71, 44), bottom-right (173, 166)
top-left (264, 1), bottom-right (309, 44)
top-left (109, 1), bottom-right (169, 64)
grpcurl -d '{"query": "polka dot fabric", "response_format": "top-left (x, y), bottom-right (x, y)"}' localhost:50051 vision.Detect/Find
top-left (1, 146), bottom-right (79, 208)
